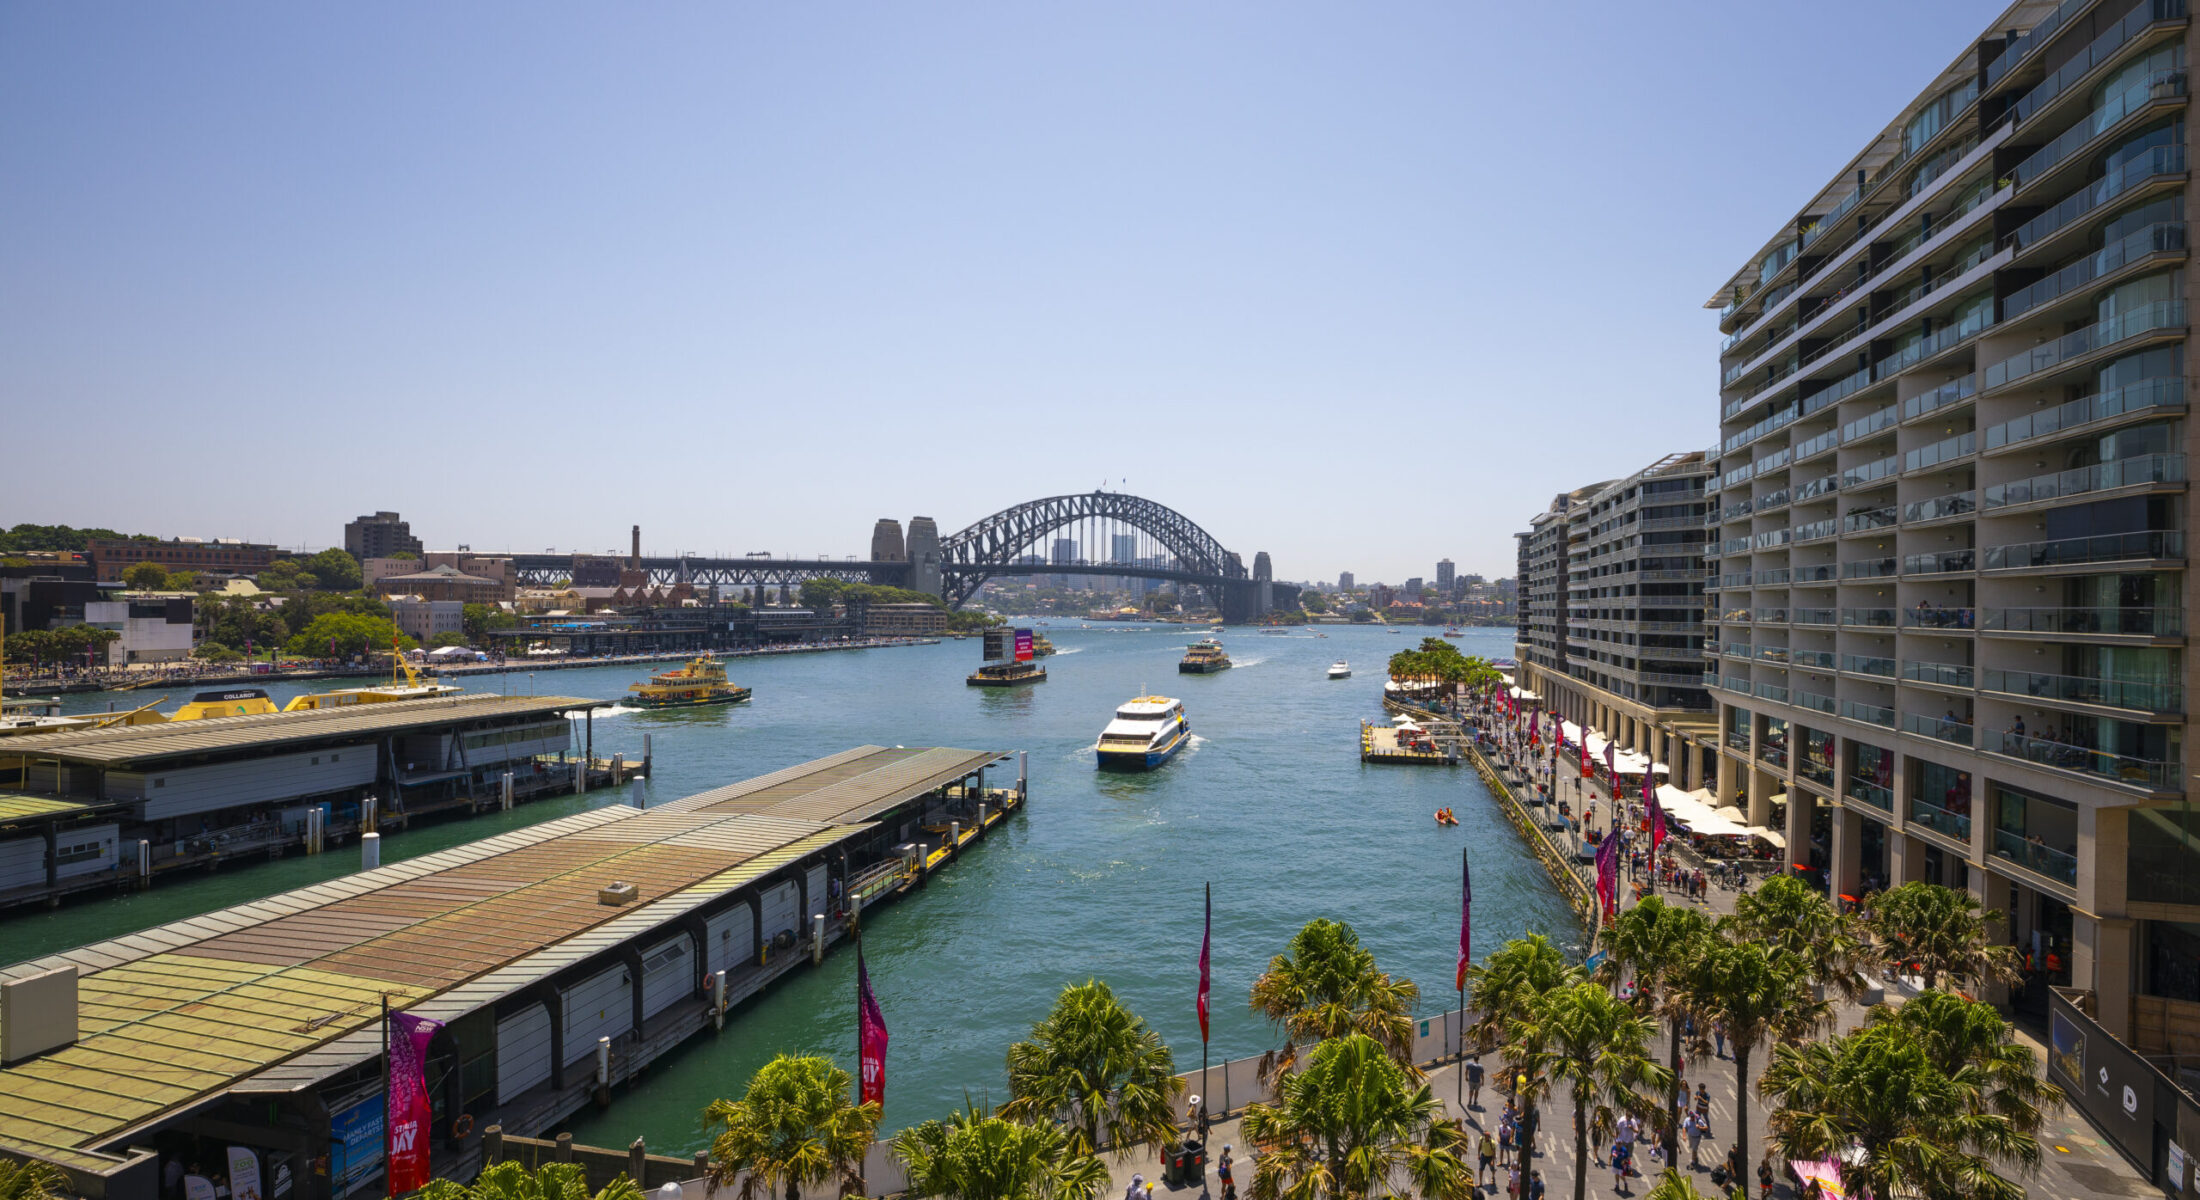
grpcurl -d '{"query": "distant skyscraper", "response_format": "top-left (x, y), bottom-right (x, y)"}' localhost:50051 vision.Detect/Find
top-left (345, 511), bottom-right (422, 560)
top-left (1110, 533), bottom-right (1138, 563)
top-left (1436, 558), bottom-right (1455, 594)
top-left (1337, 571), bottom-right (1354, 592)
top-left (1404, 577), bottom-right (1424, 596)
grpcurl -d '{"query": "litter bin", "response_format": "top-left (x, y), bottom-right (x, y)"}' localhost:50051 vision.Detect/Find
top-left (1163, 1140), bottom-right (1206, 1188)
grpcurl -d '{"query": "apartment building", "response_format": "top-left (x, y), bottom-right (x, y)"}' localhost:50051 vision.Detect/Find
top-left (1707, 0), bottom-right (2197, 1044)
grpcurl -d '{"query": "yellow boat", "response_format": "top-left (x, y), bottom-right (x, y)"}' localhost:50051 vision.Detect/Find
top-left (629, 655), bottom-right (752, 709)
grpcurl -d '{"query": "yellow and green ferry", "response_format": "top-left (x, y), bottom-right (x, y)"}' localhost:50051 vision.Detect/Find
top-left (629, 655), bottom-right (752, 709)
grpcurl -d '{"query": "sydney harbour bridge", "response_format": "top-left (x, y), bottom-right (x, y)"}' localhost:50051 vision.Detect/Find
top-left (504, 492), bottom-right (1294, 623)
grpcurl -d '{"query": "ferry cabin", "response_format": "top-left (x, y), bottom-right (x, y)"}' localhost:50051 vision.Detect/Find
top-left (1096, 696), bottom-right (1189, 769)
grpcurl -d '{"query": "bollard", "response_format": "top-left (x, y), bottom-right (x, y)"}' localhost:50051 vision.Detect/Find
top-left (596, 1036), bottom-right (611, 1085)
top-left (484, 1124), bottom-right (504, 1165)
top-left (950, 820), bottom-right (960, 848)
top-left (977, 800), bottom-right (987, 831)
top-left (644, 732), bottom-right (652, 773)
top-left (811, 914), bottom-right (825, 964)
top-left (713, 969), bottom-right (727, 1031)
top-left (137, 840), bottom-right (151, 888)
top-left (502, 772), bottom-right (514, 812)
top-left (1018, 749), bottom-right (1028, 796)
top-left (849, 891), bottom-right (862, 936)
top-left (362, 796), bottom-right (377, 834)
top-left (692, 1153), bottom-right (709, 1180)
top-left (628, 1139), bottom-right (647, 1186)
top-left (574, 761), bottom-right (585, 796)
top-left (630, 779), bottom-right (644, 810)
top-left (612, 753), bottom-right (624, 785)
top-left (361, 832), bottom-right (381, 871)
top-left (556, 1132), bottom-right (574, 1163)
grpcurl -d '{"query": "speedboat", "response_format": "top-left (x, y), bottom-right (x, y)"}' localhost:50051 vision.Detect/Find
top-left (1327, 661), bottom-right (1351, 679)
top-left (1096, 696), bottom-right (1190, 770)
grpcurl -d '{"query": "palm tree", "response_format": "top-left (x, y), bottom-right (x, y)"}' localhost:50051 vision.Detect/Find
top-left (1250, 918), bottom-right (1420, 1078)
top-left (1507, 981), bottom-right (1674, 1200)
top-left (1864, 990), bottom-right (2063, 1135)
top-left (1596, 897), bottom-right (1711, 1173)
top-left (0, 1160), bottom-right (65, 1200)
top-left (1465, 933), bottom-right (1579, 1054)
top-left (892, 1105), bottom-right (1109, 1200)
top-left (1642, 1170), bottom-right (1715, 1200)
top-left (1673, 938), bottom-right (1823, 1178)
top-left (1864, 881), bottom-right (2023, 992)
top-left (1728, 873), bottom-right (1874, 1000)
top-left (1761, 1023), bottom-right (2037, 1200)
top-left (999, 979), bottom-right (1183, 1160)
top-left (424, 1163), bottom-right (643, 1200)
top-left (1238, 1033), bottom-right (1475, 1200)
top-left (705, 1055), bottom-right (881, 1200)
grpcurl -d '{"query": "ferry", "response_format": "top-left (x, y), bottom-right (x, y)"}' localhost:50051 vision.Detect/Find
top-left (1179, 638), bottom-right (1232, 674)
top-left (1328, 661), bottom-right (1351, 679)
top-left (1095, 696), bottom-right (1190, 769)
top-left (1031, 635), bottom-right (1057, 657)
top-left (968, 660), bottom-right (1047, 687)
top-left (628, 654), bottom-right (752, 709)
top-left (1443, 626), bottom-right (1463, 639)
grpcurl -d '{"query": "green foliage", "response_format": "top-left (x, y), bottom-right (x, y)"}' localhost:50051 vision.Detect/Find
top-left (4, 624), bottom-right (119, 667)
top-left (1385, 640), bottom-right (1501, 690)
top-left (1506, 981), bottom-right (1674, 1200)
top-left (1300, 591), bottom-right (1330, 613)
top-left (197, 594), bottom-right (290, 654)
top-left (1865, 881), bottom-right (2024, 993)
top-left (285, 612), bottom-right (413, 658)
top-left (999, 979), bottom-right (1183, 1161)
top-left (121, 561), bottom-right (170, 591)
top-left (1239, 1033), bottom-right (1475, 1200)
top-left (420, 1162), bottom-right (642, 1200)
top-left (301, 547), bottom-right (363, 591)
top-left (1249, 918), bottom-right (1420, 1080)
top-left (1643, 1169), bottom-right (1717, 1200)
top-left (705, 1055), bottom-right (880, 1200)
top-left (1674, 937), bottom-right (1826, 1175)
top-left (0, 524), bottom-right (154, 553)
top-left (428, 631), bottom-right (471, 649)
top-left (463, 603), bottom-right (518, 641)
top-left (1597, 897), bottom-right (1713, 1168)
top-left (891, 1105), bottom-right (1108, 1200)
top-left (947, 610), bottom-right (1006, 633)
top-left (0, 1157), bottom-right (68, 1200)
top-left (389, 550), bottom-right (419, 560)
top-left (1863, 990), bottom-right (2062, 1134)
top-left (196, 643), bottom-right (243, 663)
top-left (799, 579), bottom-right (944, 613)
top-left (1467, 934), bottom-right (1581, 1055)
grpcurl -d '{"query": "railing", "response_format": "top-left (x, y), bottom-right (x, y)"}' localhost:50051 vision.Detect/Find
top-left (1983, 0), bottom-right (2086, 87)
top-left (1710, 572), bottom-right (1754, 589)
top-left (1755, 446), bottom-right (1794, 475)
top-left (1905, 430), bottom-right (1977, 472)
top-left (1905, 712), bottom-right (1976, 745)
top-left (1792, 649), bottom-right (1837, 669)
top-left (1721, 500), bottom-right (1755, 521)
top-left (1980, 605), bottom-right (2185, 636)
top-left (1846, 777), bottom-right (1894, 812)
top-left (1901, 606), bottom-right (1976, 630)
top-left (1800, 365), bottom-right (1874, 418)
top-left (1874, 305), bottom-right (1994, 380)
top-left (1755, 529), bottom-right (1794, 549)
top-left (1799, 755), bottom-right (1835, 785)
top-left (1755, 683), bottom-right (1791, 705)
top-left (1842, 654), bottom-right (1896, 677)
top-left (1981, 529), bottom-right (2184, 569)
top-left (1842, 455), bottom-right (1899, 489)
top-left (1843, 607), bottom-right (1897, 627)
top-left (1903, 661), bottom-right (1976, 688)
top-left (1759, 567), bottom-right (1794, 584)
top-left (1792, 563), bottom-right (1839, 582)
top-left (1795, 690), bottom-right (1836, 714)
top-left (2008, 145), bottom-right (2188, 253)
top-left (1793, 429), bottom-right (1839, 461)
top-left (1903, 490), bottom-right (1976, 522)
top-left (2003, 221), bottom-right (2186, 320)
top-left (1706, 674), bottom-right (1746, 694)
top-left (1991, 828), bottom-right (2080, 886)
top-left (1843, 505), bottom-right (1899, 533)
top-left (1723, 402), bottom-right (1801, 453)
top-left (1981, 452), bottom-right (2185, 509)
top-left (1909, 796), bottom-right (1974, 841)
top-left (1793, 608), bottom-right (1838, 626)
top-left (2009, 0), bottom-right (2189, 125)
top-left (1981, 668), bottom-right (2184, 712)
top-left (1842, 700), bottom-right (1896, 727)
top-left (1902, 548), bottom-right (1975, 574)
top-left (1795, 473), bottom-right (1841, 502)
top-left (2013, 71), bottom-right (2188, 189)
top-left (1983, 376), bottom-right (2184, 449)
top-left (1753, 608), bottom-right (1791, 624)
top-left (1986, 299), bottom-right (2187, 390)
top-left (1793, 518), bottom-right (1837, 542)
top-left (1843, 406), bottom-right (1898, 442)
top-left (1987, 729), bottom-right (2181, 789)
top-left (1903, 374), bottom-right (1978, 425)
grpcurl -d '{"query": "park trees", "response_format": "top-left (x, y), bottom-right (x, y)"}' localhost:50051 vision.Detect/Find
top-left (891, 1106), bottom-right (1107, 1200)
top-left (705, 1055), bottom-right (880, 1200)
top-left (1238, 1033), bottom-right (1474, 1200)
top-left (999, 980), bottom-right (1181, 1160)
top-left (1249, 918), bottom-right (1420, 1078)
top-left (1865, 881), bottom-right (2024, 993)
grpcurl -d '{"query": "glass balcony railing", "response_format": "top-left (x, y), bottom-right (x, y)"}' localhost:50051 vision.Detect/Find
top-left (1842, 654), bottom-right (1896, 677)
top-left (1875, 309), bottom-right (1995, 381)
top-left (1842, 456), bottom-right (1899, 489)
top-left (1903, 490), bottom-right (1976, 522)
top-left (1842, 607), bottom-right (1897, 627)
top-left (2008, 0), bottom-right (2189, 125)
top-left (1795, 473), bottom-right (1842, 502)
top-left (1903, 711), bottom-right (1976, 746)
top-left (1842, 700), bottom-right (1896, 727)
top-left (1901, 606), bottom-right (1976, 630)
top-left (1905, 430), bottom-right (1977, 472)
top-left (2008, 144), bottom-right (2188, 253)
top-left (1792, 563), bottom-right (1838, 583)
top-left (1980, 606), bottom-right (2185, 636)
top-left (1985, 0), bottom-right (2082, 86)
top-left (1902, 661), bottom-right (1976, 688)
top-left (1992, 828), bottom-right (2079, 886)
top-left (1902, 548), bottom-right (1976, 575)
top-left (1847, 777), bottom-right (1895, 812)
top-left (1792, 649), bottom-right (1837, 670)
top-left (1756, 683), bottom-right (1791, 706)
top-left (1793, 429), bottom-right (1839, 461)
top-left (1795, 690), bottom-right (1836, 714)
top-left (1904, 374), bottom-right (1978, 422)
top-left (1980, 669), bottom-right (2185, 712)
top-left (1843, 505), bottom-right (1899, 533)
top-left (1793, 518), bottom-right (1837, 543)
top-left (1909, 797), bottom-right (1974, 841)
top-left (1843, 406), bottom-right (1898, 442)
top-left (1983, 377), bottom-right (2185, 449)
top-left (1981, 529), bottom-right (2184, 569)
top-left (1984, 300), bottom-right (2186, 390)
top-left (1758, 567), bottom-right (1794, 585)
top-left (2002, 221), bottom-right (2186, 321)
top-left (1987, 729), bottom-right (2181, 789)
top-left (1793, 608), bottom-right (1838, 626)
top-left (2013, 71), bottom-right (2189, 190)
top-left (1755, 644), bottom-right (1791, 663)
top-left (1980, 453), bottom-right (2185, 509)
top-left (1801, 366), bottom-right (1874, 418)
top-left (1758, 487), bottom-right (1792, 512)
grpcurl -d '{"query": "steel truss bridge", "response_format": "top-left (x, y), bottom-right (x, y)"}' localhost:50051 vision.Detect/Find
top-left (506, 492), bottom-right (1292, 622)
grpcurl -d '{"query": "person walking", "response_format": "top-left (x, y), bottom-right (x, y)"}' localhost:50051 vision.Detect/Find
top-left (1685, 1109), bottom-right (1706, 1168)
top-left (1713, 1019), bottom-right (1727, 1060)
top-left (1466, 1056), bottom-right (1485, 1109)
top-left (1125, 1175), bottom-right (1145, 1200)
top-left (1498, 1112), bottom-right (1515, 1166)
top-left (1477, 1131), bottom-right (1496, 1187)
top-left (1757, 1154), bottom-right (1776, 1200)
top-left (1216, 1147), bottom-right (1234, 1200)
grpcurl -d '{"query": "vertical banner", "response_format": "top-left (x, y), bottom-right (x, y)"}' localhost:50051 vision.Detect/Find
top-left (1455, 853), bottom-right (1473, 991)
top-left (385, 1011), bottom-right (442, 1196)
top-left (1197, 884), bottom-right (1212, 1043)
top-left (227, 1147), bottom-right (263, 1200)
top-left (857, 947), bottom-right (889, 1107)
top-left (1014, 629), bottom-right (1034, 662)
top-left (1595, 835), bottom-right (1618, 918)
top-left (185, 1179), bottom-right (217, 1200)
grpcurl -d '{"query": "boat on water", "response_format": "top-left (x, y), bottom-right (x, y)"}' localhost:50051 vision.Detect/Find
top-left (1095, 695), bottom-right (1190, 769)
top-left (1031, 634), bottom-right (1057, 657)
top-left (1443, 626), bottom-right (1463, 639)
top-left (1179, 637), bottom-right (1232, 674)
top-left (1328, 661), bottom-right (1351, 679)
top-left (628, 654), bottom-right (752, 709)
top-left (968, 660), bottom-right (1047, 687)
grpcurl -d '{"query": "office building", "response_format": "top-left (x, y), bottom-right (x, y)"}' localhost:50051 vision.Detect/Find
top-left (344, 511), bottom-right (424, 560)
top-left (1403, 577), bottom-right (1424, 597)
top-left (1437, 558), bottom-right (1456, 595)
top-left (389, 597), bottom-right (465, 646)
top-left (86, 537), bottom-right (278, 583)
top-left (1707, 0), bottom-right (2197, 1045)
top-left (1337, 571), bottom-right (1355, 592)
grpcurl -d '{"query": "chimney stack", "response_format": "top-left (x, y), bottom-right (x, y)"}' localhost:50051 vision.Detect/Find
top-left (630, 525), bottom-right (641, 568)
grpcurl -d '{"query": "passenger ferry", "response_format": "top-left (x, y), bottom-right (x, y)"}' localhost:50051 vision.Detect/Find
top-left (968, 660), bottom-right (1047, 687)
top-left (1031, 634), bottom-right (1057, 657)
top-left (628, 655), bottom-right (752, 709)
top-left (1095, 696), bottom-right (1190, 770)
top-left (1179, 638), bottom-right (1232, 674)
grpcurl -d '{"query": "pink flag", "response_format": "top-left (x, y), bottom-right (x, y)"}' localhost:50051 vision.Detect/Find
top-left (1595, 834), bottom-right (1619, 919)
top-left (385, 1010), bottom-right (442, 1196)
top-left (857, 947), bottom-right (888, 1107)
top-left (1455, 853), bottom-right (1473, 992)
top-left (1650, 788), bottom-right (1667, 857)
top-left (1198, 883), bottom-right (1211, 1043)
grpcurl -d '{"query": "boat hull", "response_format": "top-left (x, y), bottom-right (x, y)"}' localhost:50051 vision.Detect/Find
top-left (630, 688), bottom-right (752, 710)
top-left (968, 666), bottom-right (1048, 687)
top-left (1096, 726), bottom-right (1189, 770)
top-left (1178, 660), bottom-right (1231, 674)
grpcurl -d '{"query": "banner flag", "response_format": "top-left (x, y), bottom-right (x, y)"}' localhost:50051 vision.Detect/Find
top-left (1595, 834), bottom-right (1619, 918)
top-left (1455, 853), bottom-right (1473, 991)
top-left (857, 946), bottom-right (889, 1107)
top-left (1198, 882), bottom-right (1212, 1043)
top-left (385, 1011), bottom-right (442, 1196)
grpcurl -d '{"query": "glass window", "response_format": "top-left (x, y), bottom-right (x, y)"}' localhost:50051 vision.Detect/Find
top-left (1761, 716), bottom-right (1790, 768)
top-left (1726, 705), bottom-right (1751, 750)
top-left (2131, 803), bottom-right (2200, 906)
top-left (1991, 785), bottom-right (2078, 885)
top-left (1905, 78), bottom-right (1980, 155)
top-left (2145, 920), bottom-right (2200, 1003)
top-left (1799, 726), bottom-right (1834, 784)
top-left (2096, 267), bottom-right (2184, 324)
top-left (1913, 761), bottom-right (1973, 841)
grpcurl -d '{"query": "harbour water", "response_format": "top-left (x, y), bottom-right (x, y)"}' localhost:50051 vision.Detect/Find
top-left (15, 624), bottom-right (1579, 1152)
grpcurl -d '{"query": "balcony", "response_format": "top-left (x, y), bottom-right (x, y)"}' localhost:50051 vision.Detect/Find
top-left (1991, 828), bottom-right (2079, 887)
top-left (1796, 473), bottom-right (1842, 502)
top-left (1984, 299), bottom-right (2186, 391)
top-left (1795, 690), bottom-right (1836, 715)
top-left (1983, 377), bottom-right (2184, 451)
top-left (1843, 505), bottom-right (1899, 533)
top-left (1902, 661), bottom-right (1976, 688)
top-left (1754, 644), bottom-right (1791, 664)
top-left (1986, 729), bottom-right (2181, 790)
top-left (1842, 607), bottom-right (1898, 628)
top-left (1755, 683), bottom-right (1791, 705)
top-left (1980, 453), bottom-right (2185, 510)
top-left (1846, 777), bottom-right (1894, 813)
top-left (1980, 529), bottom-right (2184, 569)
top-left (2006, 145), bottom-right (2187, 255)
top-left (1903, 491), bottom-right (1976, 523)
top-left (1842, 653), bottom-right (1896, 677)
top-left (1903, 711), bottom-right (1976, 746)
top-left (1909, 797), bottom-right (1974, 842)
top-left (1905, 430), bottom-right (1977, 472)
top-left (1844, 405), bottom-right (1898, 443)
top-left (1842, 700), bottom-right (1896, 728)
top-left (1842, 557), bottom-right (1898, 579)
top-left (1792, 563), bottom-right (1838, 583)
top-left (1792, 649), bottom-right (1837, 669)
top-left (1901, 605), bottom-right (1977, 631)
top-left (1902, 548), bottom-right (1976, 575)
top-left (2002, 221), bottom-right (2186, 321)
top-left (1793, 429), bottom-right (1839, 462)
top-left (2007, 0), bottom-right (2188, 126)
top-left (1793, 608), bottom-right (1838, 627)
top-left (2012, 69), bottom-right (2188, 192)
top-left (1903, 374), bottom-right (1978, 423)
top-left (1983, 0), bottom-right (2081, 87)
top-left (1842, 456), bottom-right (1900, 490)
top-left (1793, 519), bottom-right (1837, 544)
top-left (1980, 668), bottom-right (2184, 713)
top-left (1759, 568), bottom-right (1794, 585)
top-left (1980, 605), bottom-right (2185, 637)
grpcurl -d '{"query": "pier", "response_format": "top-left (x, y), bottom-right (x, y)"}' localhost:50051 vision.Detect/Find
top-left (0, 744), bottom-right (1023, 1200)
top-left (1357, 720), bottom-right (1458, 765)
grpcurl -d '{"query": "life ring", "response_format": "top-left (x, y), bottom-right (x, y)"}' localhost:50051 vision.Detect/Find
top-left (451, 1114), bottom-right (475, 1139)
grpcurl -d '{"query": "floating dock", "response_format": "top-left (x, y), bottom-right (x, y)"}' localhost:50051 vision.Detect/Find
top-left (0, 744), bottom-right (1023, 1200)
top-left (1360, 720), bottom-right (1459, 765)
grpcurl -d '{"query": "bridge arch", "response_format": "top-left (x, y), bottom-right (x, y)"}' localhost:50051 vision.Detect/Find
top-left (937, 492), bottom-right (1245, 608)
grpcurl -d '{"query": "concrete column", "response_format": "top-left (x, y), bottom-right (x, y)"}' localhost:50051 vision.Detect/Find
top-left (2077, 805), bottom-right (2131, 920)
top-left (1747, 766), bottom-right (1772, 829)
top-left (1784, 790), bottom-right (1812, 875)
top-left (1830, 806), bottom-right (1863, 900)
top-left (2075, 915), bottom-right (2138, 1038)
top-left (1887, 830), bottom-right (1925, 885)
top-left (1715, 750), bottom-right (1740, 810)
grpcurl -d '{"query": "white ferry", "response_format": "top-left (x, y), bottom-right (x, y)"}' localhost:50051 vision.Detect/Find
top-left (1095, 695), bottom-right (1190, 770)
top-left (1328, 661), bottom-right (1351, 679)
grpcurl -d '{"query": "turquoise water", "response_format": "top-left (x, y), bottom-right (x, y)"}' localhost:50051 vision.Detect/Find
top-left (12, 625), bottom-right (1579, 1152)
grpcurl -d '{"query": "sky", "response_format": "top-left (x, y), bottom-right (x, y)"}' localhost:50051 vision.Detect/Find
top-left (1, 2), bottom-right (2008, 583)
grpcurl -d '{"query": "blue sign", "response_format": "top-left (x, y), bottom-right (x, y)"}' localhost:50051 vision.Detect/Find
top-left (1583, 950), bottom-right (1607, 973)
top-left (329, 1095), bottom-right (383, 1193)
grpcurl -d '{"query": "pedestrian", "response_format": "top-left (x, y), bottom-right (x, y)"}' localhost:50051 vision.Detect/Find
top-left (1217, 1146), bottom-right (1234, 1199)
top-left (1694, 1083), bottom-right (1710, 1119)
top-left (1685, 1109), bottom-right (1705, 1167)
top-left (1609, 1141), bottom-right (1628, 1195)
top-left (1758, 1154), bottom-right (1776, 1200)
top-left (1466, 1056), bottom-right (1485, 1108)
top-left (1527, 1169), bottom-right (1545, 1200)
top-left (1498, 1114), bottom-right (1515, 1166)
top-left (1126, 1175), bottom-right (1144, 1200)
top-left (1507, 1162), bottom-right (1521, 1198)
top-left (1713, 1019), bottom-right (1727, 1060)
top-left (1477, 1131), bottom-right (1496, 1186)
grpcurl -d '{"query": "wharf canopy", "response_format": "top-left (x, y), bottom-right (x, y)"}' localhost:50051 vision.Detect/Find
top-left (0, 744), bottom-right (1012, 1200)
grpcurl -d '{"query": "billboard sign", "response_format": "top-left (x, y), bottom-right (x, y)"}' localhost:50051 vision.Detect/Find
top-left (982, 630), bottom-right (1012, 661)
top-left (1014, 629), bottom-right (1034, 661)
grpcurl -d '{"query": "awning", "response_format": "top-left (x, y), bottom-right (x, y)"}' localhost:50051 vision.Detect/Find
top-left (1555, 720), bottom-right (1669, 777)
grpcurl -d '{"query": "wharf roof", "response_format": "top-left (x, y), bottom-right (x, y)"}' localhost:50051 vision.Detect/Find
top-left (0, 694), bottom-right (604, 768)
top-left (0, 744), bottom-right (1001, 1168)
top-left (0, 793), bottom-right (95, 827)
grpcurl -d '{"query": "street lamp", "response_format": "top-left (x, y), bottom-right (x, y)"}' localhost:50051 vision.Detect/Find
top-left (529, 673), bottom-right (536, 698)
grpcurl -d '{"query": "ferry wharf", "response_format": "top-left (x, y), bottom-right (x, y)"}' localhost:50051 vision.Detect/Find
top-left (0, 744), bottom-right (1025, 1200)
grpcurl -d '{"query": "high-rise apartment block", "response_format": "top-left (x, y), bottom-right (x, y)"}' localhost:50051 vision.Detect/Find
top-left (1337, 571), bottom-right (1354, 592)
top-left (1437, 558), bottom-right (1456, 595)
top-left (1707, 0), bottom-right (2198, 1042)
top-left (344, 511), bottom-right (423, 560)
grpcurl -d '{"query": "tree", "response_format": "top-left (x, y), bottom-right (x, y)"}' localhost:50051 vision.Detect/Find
top-left (1301, 591), bottom-right (1330, 613)
top-left (0, 1158), bottom-right (67, 1200)
top-left (1729, 874), bottom-right (1875, 1001)
top-left (891, 1105), bottom-right (1108, 1200)
top-left (197, 643), bottom-right (243, 663)
top-left (1865, 881), bottom-right (2023, 993)
top-left (0, 524), bottom-right (152, 553)
top-left (302, 547), bottom-right (364, 591)
top-left (704, 1055), bottom-right (881, 1200)
top-left (199, 594), bottom-right (289, 655)
top-left (1642, 1170), bottom-right (1716, 1200)
top-left (1238, 1033), bottom-right (1475, 1200)
top-left (390, 550), bottom-right (419, 560)
top-left (285, 612), bottom-right (413, 659)
top-left (1250, 918), bottom-right (1420, 1079)
top-left (429, 631), bottom-right (472, 649)
top-left (122, 561), bottom-right (169, 591)
top-left (422, 1162), bottom-right (642, 1200)
top-left (999, 980), bottom-right (1182, 1160)
top-left (1863, 990), bottom-right (2062, 1135)
top-left (1761, 1020), bottom-right (2038, 1200)
top-left (1466, 934), bottom-right (1580, 1057)
top-left (1674, 938), bottom-right (1825, 1178)
top-left (1507, 981), bottom-right (1674, 1200)
top-left (1597, 897), bottom-right (1712, 1169)
top-left (3, 627), bottom-right (57, 668)
top-left (463, 603), bottom-right (518, 642)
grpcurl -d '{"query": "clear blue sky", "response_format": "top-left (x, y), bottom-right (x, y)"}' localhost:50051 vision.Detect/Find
top-left (2, 2), bottom-right (2004, 582)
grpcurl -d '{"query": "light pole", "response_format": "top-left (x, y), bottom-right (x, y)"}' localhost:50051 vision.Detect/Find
top-left (529, 673), bottom-right (536, 698)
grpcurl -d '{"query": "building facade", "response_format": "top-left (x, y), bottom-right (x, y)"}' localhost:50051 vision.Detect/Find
top-left (1707, 0), bottom-right (2200, 1043)
top-left (389, 597), bottom-right (465, 645)
top-left (81, 593), bottom-right (195, 663)
top-left (344, 511), bottom-right (424, 560)
top-left (1337, 571), bottom-right (1355, 592)
top-left (1437, 558), bottom-right (1456, 595)
top-left (86, 538), bottom-right (277, 583)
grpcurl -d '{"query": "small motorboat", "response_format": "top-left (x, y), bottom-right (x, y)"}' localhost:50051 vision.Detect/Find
top-left (1327, 661), bottom-right (1351, 679)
